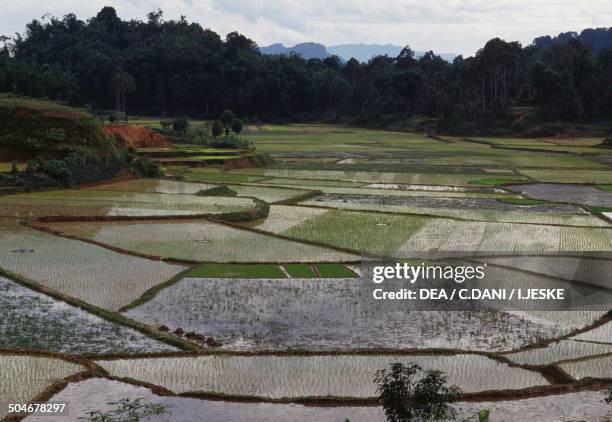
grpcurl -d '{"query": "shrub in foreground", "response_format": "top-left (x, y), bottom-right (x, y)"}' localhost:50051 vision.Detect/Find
top-left (375, 362), bottom-right (461, 422)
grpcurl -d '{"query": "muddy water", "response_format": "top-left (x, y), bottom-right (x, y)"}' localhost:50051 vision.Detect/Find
top-left (508, 183), bottom-right (612, 207)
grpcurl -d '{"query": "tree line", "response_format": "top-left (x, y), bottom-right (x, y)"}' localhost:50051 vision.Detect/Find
top-left (1, 7), bottom-right (611, 133)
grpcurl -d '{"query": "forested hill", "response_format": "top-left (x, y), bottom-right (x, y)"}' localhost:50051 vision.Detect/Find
top-left (534, 28), bottom-right (612, 53)
top-left (1, 6), bottom-right (611, 134)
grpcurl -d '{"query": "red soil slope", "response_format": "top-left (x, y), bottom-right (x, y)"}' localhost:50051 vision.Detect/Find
top-left (104, 125), bottom-right (170, 148)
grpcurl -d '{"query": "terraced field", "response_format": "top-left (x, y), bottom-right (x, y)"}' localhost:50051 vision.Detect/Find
top-left (96, 354), bottom-right (546, 397)
top-left (2, 124), bottom-right (611, 421)
top-left (0, 353), bottom-right (87, 418)
top-left (123, 277), bottom-right (576, 351)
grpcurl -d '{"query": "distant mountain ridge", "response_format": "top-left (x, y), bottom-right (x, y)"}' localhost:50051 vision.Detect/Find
top-left (532, 27), bottom-right (612, 53)
top-left (261, 42), bottom-right (330, 60)
top-left (260, 42), bottom-right (456, 62)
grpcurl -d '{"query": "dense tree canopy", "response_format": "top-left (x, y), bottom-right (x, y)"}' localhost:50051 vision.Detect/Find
top-left (1, 7), bottom-right (611, 131)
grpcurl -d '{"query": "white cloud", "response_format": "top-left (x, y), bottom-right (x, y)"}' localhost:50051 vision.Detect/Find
top-left (0, 0), bottom-right (610, 55)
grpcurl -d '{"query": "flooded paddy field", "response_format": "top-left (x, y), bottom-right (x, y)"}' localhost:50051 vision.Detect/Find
top-left (96, 354), bottom-right (547, 397)
top-left (123, 277), bottom-right (575, 352)
top-left (38, 219), bottom-right (358, 263)
top-left (508, 183), bottom-right (612, 207)
top-left (0, 276), bottom-right (175, 354)
top-left (0, 218), bottom-right (185, 310)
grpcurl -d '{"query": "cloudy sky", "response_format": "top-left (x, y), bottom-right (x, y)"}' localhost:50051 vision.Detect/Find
top-left (1, 0), bottom-right (610, 56)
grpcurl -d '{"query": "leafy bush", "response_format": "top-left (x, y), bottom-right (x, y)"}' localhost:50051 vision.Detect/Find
top-left (220, 110), bottom-right (235, 127)
top-left (172, 117), bottom-right (190, 134)
top-left (81, 398), bottom-right (167, 422)
top-left (191, 127), bottom-right (211, 146)
top-left (375, 362), bottom-right (461, 422)
top-left (209, 134), bottom-right (252, 149)
top-left (211, 120), bottom-right (224, 138)
top-left (19, 151), bottom-right (136, 189)
top-left (160, 120), bottom-right (173, 130)
top-left (39, 159), bottom-right (73, 186)
top-left (231, 118), bottom-right (243, 134)
top-left (133, 158), bottom-right (161, 177)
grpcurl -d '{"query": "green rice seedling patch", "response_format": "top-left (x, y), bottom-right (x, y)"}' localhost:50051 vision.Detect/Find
top-left (546, 137), bottom-right (605, 147)
top-left (468, 176), bottom-right (530, 186)
top-left (0, 276), bottom-right (175, 354)
top-left (283, 264), bottom-right (317, 278)
top-left (315, 264), bottom-right (355, 278)
top-left (0, 218), bottom-right (185, 311)
top-left (0, 354), bottom-right (85, 418)
top-left (188, 264), bottom-right (286, 278)
top-left (520, 170), bottom-right (612, 184)
top-left (508, 340), bottom-right (612, 366)
top-left (40, 220), bottom-right (359, 263)
top-left (560, 354), bottom-right (612, 380)
top-left (597, 185), bottom-right (612, 192)
top-left (282, 209), bottom-right (428, 255)
top-left (123, 277), bottom-right (573, 351)
top-left (96, 354), bottom-right (547, 397)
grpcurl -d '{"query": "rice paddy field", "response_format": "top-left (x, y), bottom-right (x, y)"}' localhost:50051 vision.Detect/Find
top-left (0, 354), bottom-right (86, 418)
top-left (122, 277), bottom-right (576, 351)
top-left (3, 124), bottom-right (612, 420)
top-left (0, 276), bottom-right (175, 354)
top-left (37, 219), bottom-right (359, 262)
top-left (23, 378), bottom-right (612, 422)
top-left (96, 354), bottom-right (547, 397)
top-left (0, 218), bottom-right (185, 310)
